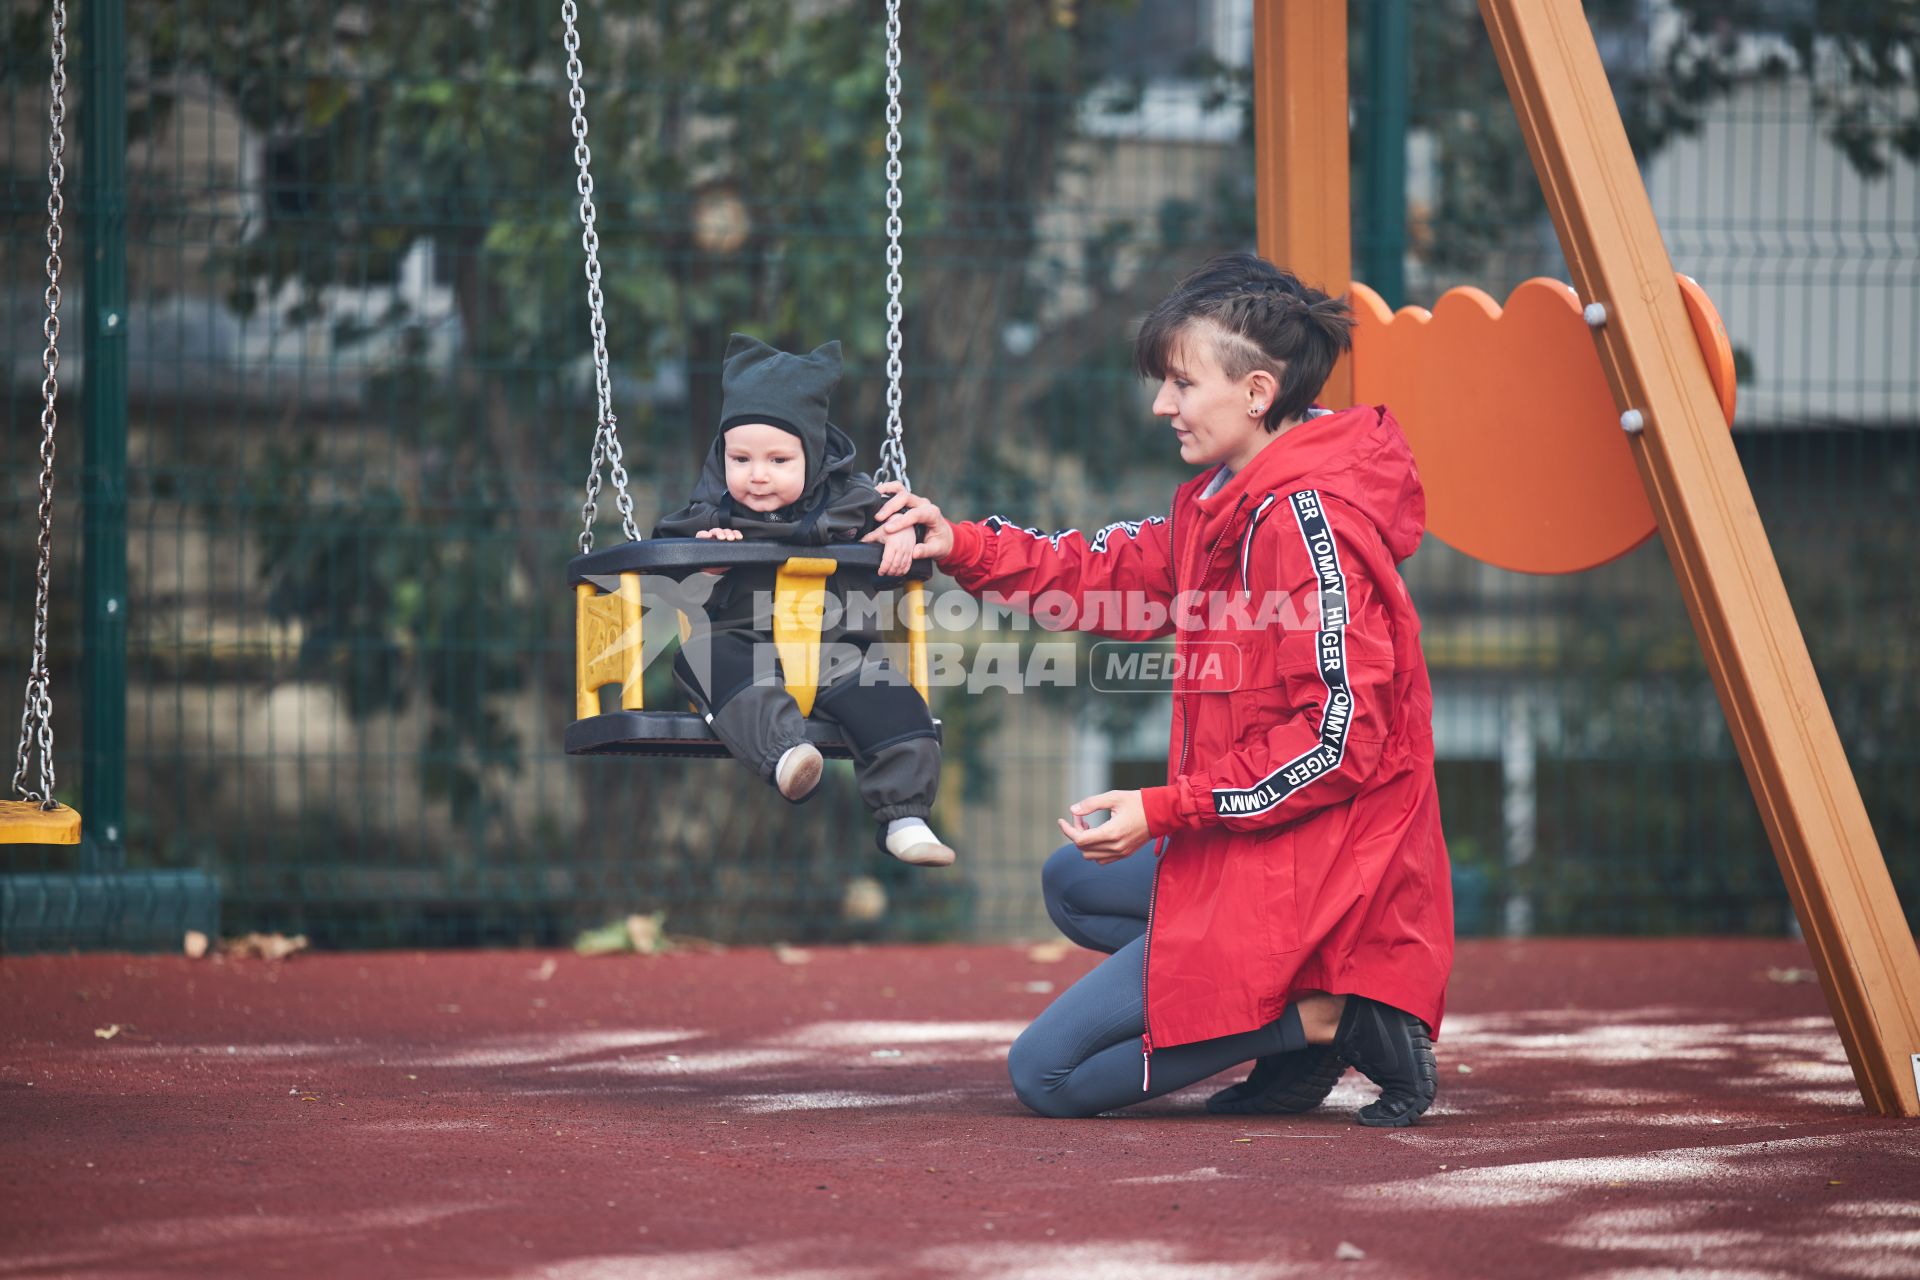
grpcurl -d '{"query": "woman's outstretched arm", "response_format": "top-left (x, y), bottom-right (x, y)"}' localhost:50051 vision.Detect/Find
top-left (866, 483), bottom-right (1176, 642)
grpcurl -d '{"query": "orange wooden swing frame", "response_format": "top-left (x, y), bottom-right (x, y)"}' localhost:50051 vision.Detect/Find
top-left (1253, 0), bottom-right (1919, 1117)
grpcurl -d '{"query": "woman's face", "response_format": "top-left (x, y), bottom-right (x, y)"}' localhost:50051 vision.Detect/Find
top-left (1150, 327), bottom-right (1279, 473)
top-left (723, 422), bottom-right (807, 511)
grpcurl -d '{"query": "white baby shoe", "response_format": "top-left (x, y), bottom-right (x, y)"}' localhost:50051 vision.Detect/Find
top-left (884, 817), bottom-right (956, 867)
top-left (774, 743), bottom-right (824, 802)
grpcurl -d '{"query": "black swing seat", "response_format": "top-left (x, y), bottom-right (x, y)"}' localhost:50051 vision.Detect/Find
top-left (565, 710), bottom-right (941, 760)
top-left (566, 539), bottom-right (939, 760)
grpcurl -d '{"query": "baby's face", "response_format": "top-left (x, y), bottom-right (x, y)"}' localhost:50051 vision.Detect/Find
top-left (722, 422), bottom-right (807, 511)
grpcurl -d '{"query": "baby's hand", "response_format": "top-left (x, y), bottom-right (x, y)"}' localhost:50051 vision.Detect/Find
top-left (878, 527), bottom-right (918, 577)
top-left (694, 526), bottom-right (741, 573)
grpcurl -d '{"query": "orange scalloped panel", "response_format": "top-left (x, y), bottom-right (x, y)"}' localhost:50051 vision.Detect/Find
top-left (1349, 277), bottom-right (1734, 575)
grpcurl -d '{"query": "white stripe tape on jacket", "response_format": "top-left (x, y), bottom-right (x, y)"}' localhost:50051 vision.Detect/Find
top-left (1211, 489), bottom-right (1353, 818)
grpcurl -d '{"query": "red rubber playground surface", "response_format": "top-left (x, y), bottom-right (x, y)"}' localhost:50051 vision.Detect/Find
top-left (4, 938), bottom-right (1917, 1279)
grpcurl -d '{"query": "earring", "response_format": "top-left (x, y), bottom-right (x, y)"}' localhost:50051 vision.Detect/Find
top-left (1250, 405), bottom-right (1266, 416)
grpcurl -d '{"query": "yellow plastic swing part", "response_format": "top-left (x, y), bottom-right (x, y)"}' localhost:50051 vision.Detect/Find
top-left (573, 557), bottom-right (934, 722)
top-left (0, 798), bottom-right (82, 845)
top-left (575, 572), bottom-right (645, 720)
top-left (770, 557), bottom-right (840, 717)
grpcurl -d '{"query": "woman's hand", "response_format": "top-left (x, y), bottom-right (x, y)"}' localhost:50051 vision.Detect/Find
top-left (878, 527), bottom-right (918, 577)
top-left (863, 482), bottom-right (954, 562)
top-left (694, 526), bottom-right (741, 573)
top-left (1056, 790), bottom-right (1150, 864)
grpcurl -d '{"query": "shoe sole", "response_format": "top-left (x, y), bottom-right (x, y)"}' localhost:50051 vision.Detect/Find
top-left (776, 749), bottom-right (824, 803)
top-left (889, 840), bottom-right (955, 868)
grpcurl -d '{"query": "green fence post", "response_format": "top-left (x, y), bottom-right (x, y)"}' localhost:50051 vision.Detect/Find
top-left (81, 0), bottom-right (127, 872)
top-left (1359, 0), bottom-right (1409, 308)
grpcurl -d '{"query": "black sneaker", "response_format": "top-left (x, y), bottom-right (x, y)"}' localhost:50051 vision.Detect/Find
top-left (1331, 997), bottom-right (1438, 1127)
top-left (1204, 1044), bottom-right (1346, 1115)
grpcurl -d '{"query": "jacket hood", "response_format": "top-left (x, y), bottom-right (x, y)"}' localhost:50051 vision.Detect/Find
top-left (1189, 404), bottom-right (1426, 563)
top-left (716, 333), bottom-right (843, 496)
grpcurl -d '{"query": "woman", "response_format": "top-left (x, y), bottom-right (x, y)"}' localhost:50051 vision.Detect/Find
top-left (868, 254), bottom-right (1453, 1124)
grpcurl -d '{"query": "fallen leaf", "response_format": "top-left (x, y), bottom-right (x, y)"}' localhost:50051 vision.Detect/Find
top-left (572, 920), bottom-right (633, 956)
top-left (1026, 941), bottom-right (1071, 964)
top-left (1827, 1179), bottom-right (1845, 1187)
top-left (220, 932), bottom-right (309, 962)
top-left (774, 945), bottom-right (811, 966)
top-left (183, 931), bottom-right (210, 960)
top-left (625, 912), bottom-right (667, 955)
top-left (1231, 1137), bottom-right (1252, 1144)
top-left (1766, 967), bottom-right (1816, 984)
top-left (93, 1025), bottom-right (122, 1040)
top-left (1335, 1242), bottom-right (1366, 1261)
top-left (871, 1049), bottom-right (903, 1059)
top-left (1457, 1063), bottom-right (1473, 1075)
top-left (527, 958), bottom-right (558, 981)
top-left (1024, 980), bottom-right (1056, 994)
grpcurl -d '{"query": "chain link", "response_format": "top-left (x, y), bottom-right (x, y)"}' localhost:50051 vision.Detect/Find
top-left (13, 0), bottom-right (67, 810)
top-left (872, 0), bottom-right (911, 491)
top-left (562, 0), bottom-right (638, 553)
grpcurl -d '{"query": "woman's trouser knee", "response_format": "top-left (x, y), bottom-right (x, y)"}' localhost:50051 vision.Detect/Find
top-left (1040, 841), bottom-right (1157, 954)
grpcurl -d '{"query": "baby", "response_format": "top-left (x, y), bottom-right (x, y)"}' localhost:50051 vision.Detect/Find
top-left (653, 334), bottom-right (953, 867)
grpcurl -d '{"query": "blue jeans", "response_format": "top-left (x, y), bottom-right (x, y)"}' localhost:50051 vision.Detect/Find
top-left (1007, 843), bottom-right (1305, 1118)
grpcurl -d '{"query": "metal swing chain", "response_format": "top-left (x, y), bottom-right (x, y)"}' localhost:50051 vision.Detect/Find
top-left (872, 0), bottom-right (911, 492)
top-left (12, 0), bottom-right (67, 810)
top-left (562, 0), bottom-right (638, 554)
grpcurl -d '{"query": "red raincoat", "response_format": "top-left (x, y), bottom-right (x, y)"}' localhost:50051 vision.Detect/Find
top-left (942, 404), bottom-right (1453, 1062)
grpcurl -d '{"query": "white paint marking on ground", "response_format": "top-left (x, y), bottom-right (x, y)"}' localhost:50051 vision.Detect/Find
top-left (1828, 1201), bottom-right (1920, 1220)
top-left (913, 1241), bottom-right (1316, 1280)
top-left (550, 1048), bottom-right (811, 1077)
top-left (512, 1246), bottom-right (886, 1280)
top-left (1115, 1166), bottom-right (1238, 1186)
top-left (3, 1201), bottom-right (491, 1273)
top-left (529, 1239), bottom-right (1311, 1280)
top-left (409, 1028), bottom-right (702, 1069)
top-left (774, 1020), bottom-right (1031, 1048)
top-left (109, 1040), bottom-right (352, 1061)
top-left (1360, 1135), bottom-right (1881, 1209)
top-left (733, 1089), bottom-right (969, 1114)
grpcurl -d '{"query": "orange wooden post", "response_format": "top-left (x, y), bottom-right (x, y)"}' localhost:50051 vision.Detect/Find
top-left (1252, 0), bottom-right (1352, 408)
top-left (1481, 0), bottom-right (1920, 1116)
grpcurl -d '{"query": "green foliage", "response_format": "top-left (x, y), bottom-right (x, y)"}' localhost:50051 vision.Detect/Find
top-left (1622, 0), bottom-right (1920, 178)
top-left (109, 0), bottom-right (1133, 825)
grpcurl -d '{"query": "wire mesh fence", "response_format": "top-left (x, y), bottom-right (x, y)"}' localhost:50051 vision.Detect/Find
top-left (2, 0), bottom-right (1915, 949)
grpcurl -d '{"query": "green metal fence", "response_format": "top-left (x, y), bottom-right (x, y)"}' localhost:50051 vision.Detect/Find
top-left (4, 0), bottom-right (1916, 950)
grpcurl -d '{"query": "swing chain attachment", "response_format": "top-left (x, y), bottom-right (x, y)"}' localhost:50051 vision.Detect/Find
top-left (562, 0), bottom-right (639, 554)
top-left (872, 0), bottom-right (911, 493)
top-left (12, 0), bottom-right (67, 811)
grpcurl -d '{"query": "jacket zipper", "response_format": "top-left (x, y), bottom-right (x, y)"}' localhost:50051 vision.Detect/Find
top-left (1140, 492), bottom-right (1246, 1091)
top-left (1240, 494), bottom-right (1277, 598)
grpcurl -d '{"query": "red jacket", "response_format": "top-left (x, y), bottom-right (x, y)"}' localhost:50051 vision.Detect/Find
top-left (942, 404), bottom-right (1453, 1057)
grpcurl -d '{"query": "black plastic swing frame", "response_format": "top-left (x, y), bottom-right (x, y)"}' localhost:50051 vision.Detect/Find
top-left (564, 539), bottom-right (940, 760)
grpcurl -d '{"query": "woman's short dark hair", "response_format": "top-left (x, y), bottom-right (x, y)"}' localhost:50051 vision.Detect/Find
top-left (1134, 253), bottom-right (1355, 430)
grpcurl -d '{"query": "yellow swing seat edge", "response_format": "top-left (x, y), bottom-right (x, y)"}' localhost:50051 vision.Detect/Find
top-left (0, 799), bottom-right (82, 845)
